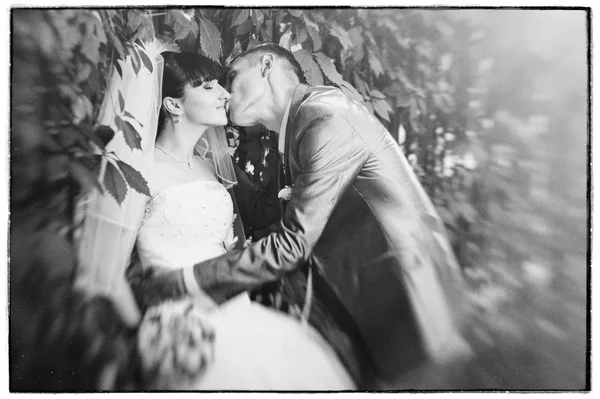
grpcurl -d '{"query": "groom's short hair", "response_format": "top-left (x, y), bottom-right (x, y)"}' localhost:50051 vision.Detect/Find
top-left (233, 43), bottom-right (306, 84)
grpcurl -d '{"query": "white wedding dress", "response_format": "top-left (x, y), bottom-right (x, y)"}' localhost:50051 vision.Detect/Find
top-left (135, 180), bottom-right (355, 390)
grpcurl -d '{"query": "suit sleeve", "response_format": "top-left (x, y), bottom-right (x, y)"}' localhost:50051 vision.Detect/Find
top-left (193, 105), bottom-right (369, 303)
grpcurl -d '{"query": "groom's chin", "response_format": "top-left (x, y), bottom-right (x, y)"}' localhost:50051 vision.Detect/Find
top-left (228, 119), bottom-right (251, 128)
top-left (228, 113), bottom-right (254, 128)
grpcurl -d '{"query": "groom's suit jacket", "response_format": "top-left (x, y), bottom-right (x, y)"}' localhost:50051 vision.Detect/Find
top-left (193, 84), bottom-right (469, 387)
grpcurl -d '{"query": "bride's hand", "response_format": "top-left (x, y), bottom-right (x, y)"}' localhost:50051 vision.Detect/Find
top-left (223, 235), bottom-right (238, 251)
top-left (223, 215), bottom-right (238, 251)
top-left (223, 235), bottom-right (253, 252)
top-left (223, 213), bottom-right (252, 251)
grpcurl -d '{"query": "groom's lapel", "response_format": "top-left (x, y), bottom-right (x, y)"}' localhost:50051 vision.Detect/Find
top-left (282, 84), bottom-right (309, 187)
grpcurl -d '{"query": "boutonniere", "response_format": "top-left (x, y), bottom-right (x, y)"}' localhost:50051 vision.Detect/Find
top-left (278, 185), bottom-right (292, 201)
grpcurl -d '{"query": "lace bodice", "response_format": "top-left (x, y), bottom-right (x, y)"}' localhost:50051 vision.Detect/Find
top-left (136, 181), bottom-right (234, 270)
top-left (134, 183), bottom-right (355, 392)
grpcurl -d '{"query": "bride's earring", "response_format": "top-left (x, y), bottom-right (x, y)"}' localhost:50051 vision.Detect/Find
top-left (171, 108), bottom-right (183, 124)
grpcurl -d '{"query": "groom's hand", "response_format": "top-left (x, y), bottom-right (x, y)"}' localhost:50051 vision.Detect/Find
top-left (131, 266), bottom-right (188, 311)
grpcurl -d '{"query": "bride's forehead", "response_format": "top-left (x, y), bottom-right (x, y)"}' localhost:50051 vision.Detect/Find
top-left (185, 79), bottom-right (216, 91)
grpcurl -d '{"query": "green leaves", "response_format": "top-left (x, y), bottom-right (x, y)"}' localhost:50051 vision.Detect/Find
top-left (433, 92), bottom-right (455, 114)
top-left (409, 99), bottom-right (421, 131)
top-left (117, 160), bottom-right (151, 197)
top-left (313, 52), bottom-right (364, 105)
top-left (113, 58), bottom-right (123, 79)
top-left (132, 47), bottom-right (142, 75)
top-left (247, 38), bottom-right (261, 50)
top-left (170, 9), bottom-right (199, 42)
top-left (46, 10), bottom-right (81, 60)
top-left (279, 29), bottom-right (293, 50)
top-left (71, 157), bottom-right (103, 193)
top-left (383, 81), bottom-right (413, 107)
top-left (226, 39), bottom-right (243, 65)
top-left (314, 52), bottom-right (343, 86)
top-left (260, 21), bottom-right (273, 43)
top-left (138, 48), bottom-right (153, 73)
top-left (71, 95), bottom-right (93, 124)
top-left (115, 115), bottom-right (142, 150)
top-left (293, 50), bottom-right (323, 86)
top-left (118, 91), bottom-right (125, 112)
top-left (103, 160), bottom-right (128, 204)
top-left (232, 9), bottom-right (250, 26)
top-left (102, 159), bottom-right (151, 205)
top-left (353, 72), bottom-right (369, 98)
top-left (94, 125), bottom-right (116, 147)
top-left (304, 17), bottom-right (322, 51)
top-left (371, 98), bottom-right (393, 122)
top-left (199, 17), bottom-right (222, 62)
top-left (236, 18), bottom-right (254, 36)
top-left (294, 27), bottom-right (308, 46)
top-left (340, 81), bottom-right (364, 104)
top-left (127, 10), bottom-right (154, 42)
top-left (369, 89), bottom-right (386, 99)
top-left (329, 23), bottom-right (353, 50)
top-left (123, 110), bottom-right (138, 123)
top-left (251, 9), bottom-right (265, 30)
top-left (123, 39), bottom-right (154, 77)
top-left (348, 27), bottom-right (365, 61)
top-left (288, 9), bottom-right (303, 18)
top-left (80, 31), bottom-right (101, 64)
top-left (368, 50), bottom-right (384, 77)
top-left (17, 8), bottom-right (498, 279)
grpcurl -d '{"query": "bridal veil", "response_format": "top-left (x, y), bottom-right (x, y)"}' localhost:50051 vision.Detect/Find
top-left (74, 39), bottom-right (243, 326)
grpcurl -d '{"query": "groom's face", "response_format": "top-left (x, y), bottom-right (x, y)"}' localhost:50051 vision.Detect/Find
top-left (225, 57), bottom-right (267, 127)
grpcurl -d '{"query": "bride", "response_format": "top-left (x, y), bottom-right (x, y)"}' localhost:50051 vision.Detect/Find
top-left (130, 51), bottom-right (354, 390)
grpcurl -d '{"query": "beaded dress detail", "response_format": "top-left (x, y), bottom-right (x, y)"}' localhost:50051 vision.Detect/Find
top-left (137, 180), bottom-right (233, 271)
top-left (135, 181), bottom-right (355, 390)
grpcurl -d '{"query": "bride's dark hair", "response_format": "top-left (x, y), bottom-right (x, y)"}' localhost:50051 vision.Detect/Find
top-left (158, 51), bottom-right (223, 132)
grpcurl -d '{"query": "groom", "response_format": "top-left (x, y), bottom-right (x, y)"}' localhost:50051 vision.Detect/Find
top-left (140, 44), bottom-right (469, 388)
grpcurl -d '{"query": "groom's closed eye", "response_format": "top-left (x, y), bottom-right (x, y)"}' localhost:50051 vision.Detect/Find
top-left (224, 69), bottom-right (236, 91)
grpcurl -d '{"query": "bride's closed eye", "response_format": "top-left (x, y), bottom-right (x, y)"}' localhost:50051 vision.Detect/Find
top-left (203, 80), bottom-right (218, 90)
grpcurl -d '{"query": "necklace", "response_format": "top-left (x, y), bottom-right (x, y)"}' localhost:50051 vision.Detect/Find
top-left (155, 145), bottom-right (195, 169)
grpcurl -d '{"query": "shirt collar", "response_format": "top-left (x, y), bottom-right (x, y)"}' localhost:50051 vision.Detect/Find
top-left (278, 98), bottom-right (293, 155)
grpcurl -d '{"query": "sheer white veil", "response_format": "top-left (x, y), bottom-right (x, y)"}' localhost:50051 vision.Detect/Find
top-left (75, 39), bottom-right (244, 326)
top-left (195, 126), bottom-right (237, 189)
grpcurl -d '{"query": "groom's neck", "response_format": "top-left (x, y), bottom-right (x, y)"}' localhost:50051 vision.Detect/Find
top-left (264, 85), bottom-right (296, 134)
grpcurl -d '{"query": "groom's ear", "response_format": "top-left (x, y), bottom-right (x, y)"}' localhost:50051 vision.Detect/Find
top-left (259, 53), bottom-right (275, 78)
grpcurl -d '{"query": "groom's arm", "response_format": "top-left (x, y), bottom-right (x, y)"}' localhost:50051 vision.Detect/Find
top-left (191, 103), bottom-right (370, 303)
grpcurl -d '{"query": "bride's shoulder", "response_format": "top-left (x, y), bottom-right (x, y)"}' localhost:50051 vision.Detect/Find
top-left (145, 162), bottom-right (171, 196)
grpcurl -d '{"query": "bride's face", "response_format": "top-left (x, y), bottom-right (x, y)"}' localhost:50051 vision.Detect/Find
top-left (181, 79), bottom-right (230, 128)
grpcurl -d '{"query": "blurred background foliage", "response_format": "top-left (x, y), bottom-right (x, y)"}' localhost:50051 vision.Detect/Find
top-left (10, 7), bottom-right (588, 391)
